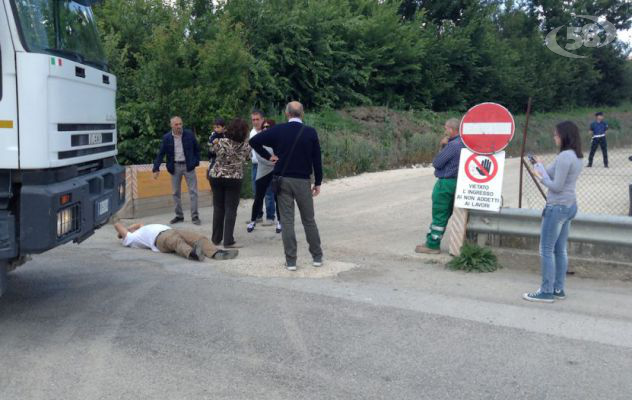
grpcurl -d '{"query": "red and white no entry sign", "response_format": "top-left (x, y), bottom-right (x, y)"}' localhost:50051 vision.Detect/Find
top-left (460, 102), bottom-right (515, 154)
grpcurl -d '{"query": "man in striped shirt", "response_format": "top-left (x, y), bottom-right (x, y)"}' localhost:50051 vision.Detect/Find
top-left (416, 118), bottom-right (464, 254)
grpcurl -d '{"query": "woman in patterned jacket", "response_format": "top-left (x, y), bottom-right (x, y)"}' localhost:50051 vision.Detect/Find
top-left (209, 118), bottom-right (251, 248)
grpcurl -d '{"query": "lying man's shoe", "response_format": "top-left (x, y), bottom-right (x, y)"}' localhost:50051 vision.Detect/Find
top-left (170, 216), bottom-right (184, 224)
top-left (189, 243), bottom-right (205, 261)
top-left (415, 244), bottom-right (440, 254)
top-left (212, 249), bottom-right (239, 260)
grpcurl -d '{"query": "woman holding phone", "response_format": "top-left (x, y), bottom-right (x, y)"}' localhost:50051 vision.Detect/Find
top-left (524, 121), bottom-right (583, 303)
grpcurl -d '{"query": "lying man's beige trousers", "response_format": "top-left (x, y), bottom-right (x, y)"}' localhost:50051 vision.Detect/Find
top-left (155, 229), bottom-right (217, 259)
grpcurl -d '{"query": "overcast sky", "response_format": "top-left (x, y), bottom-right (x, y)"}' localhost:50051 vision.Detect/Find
top-left (620, 29), bottom-right (632, 46)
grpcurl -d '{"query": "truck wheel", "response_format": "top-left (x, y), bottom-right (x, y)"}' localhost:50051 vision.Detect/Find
top-left (0, 261), bottom-right (7, 297)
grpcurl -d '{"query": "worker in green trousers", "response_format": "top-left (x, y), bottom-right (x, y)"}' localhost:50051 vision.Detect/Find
top-left (416, 118), bottom-right (464, 254)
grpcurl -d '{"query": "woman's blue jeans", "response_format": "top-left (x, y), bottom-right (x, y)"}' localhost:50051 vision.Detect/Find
top-left (539, 203), bottom-right (578, 294)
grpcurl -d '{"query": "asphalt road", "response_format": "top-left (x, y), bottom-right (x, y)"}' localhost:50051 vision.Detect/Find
top-left (1, 164), bottom-right (632, 400)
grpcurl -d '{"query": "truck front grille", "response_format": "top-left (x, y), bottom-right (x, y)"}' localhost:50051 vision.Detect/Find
top-left (58, 123), bottom-right (115, 131)
top-left (58, 145), bottom-right (116, 160)
top-left (71, 133), bottom-right (113, 147)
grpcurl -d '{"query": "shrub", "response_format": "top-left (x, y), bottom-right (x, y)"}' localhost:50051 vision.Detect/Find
top-left (447, 243), bottom-right (502, 273)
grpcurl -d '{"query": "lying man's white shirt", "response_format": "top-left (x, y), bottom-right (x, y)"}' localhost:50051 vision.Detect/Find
top-left (122, 224), bottom-right (171, 252)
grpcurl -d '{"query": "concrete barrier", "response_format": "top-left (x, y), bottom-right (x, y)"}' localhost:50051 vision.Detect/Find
top-left (118, 163), bottom-right (212, 219)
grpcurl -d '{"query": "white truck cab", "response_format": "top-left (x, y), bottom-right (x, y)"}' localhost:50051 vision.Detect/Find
top-left (0, 0), bottom-right (125, 295)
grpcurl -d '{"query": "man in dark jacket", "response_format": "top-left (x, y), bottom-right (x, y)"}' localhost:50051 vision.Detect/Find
top-left (250, 101), bottom-right (323, 271)
top-left (153, 116), bottom-right (201, 225)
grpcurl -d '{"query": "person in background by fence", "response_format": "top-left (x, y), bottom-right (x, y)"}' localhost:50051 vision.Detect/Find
top-left (153, 116), bottom-right (201, 225)
top-left (209, 118), bottom-right (251, 248)
top-left (587, 111), bottom-right (608, 168)
top-left (524, 121), bottom-right (583, 303)
top-left (247, 119), bottom-right (282, 234)
top-left (250, 101), bottom-right (323, 271)
top-left (114, 222), bottom-right (238, 261)
top-left (249, 109), bottom-right (276, 226)
top-left (415, 118), bottom-right (464, 255)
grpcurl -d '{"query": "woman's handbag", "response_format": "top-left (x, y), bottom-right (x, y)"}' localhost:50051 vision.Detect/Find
top-left (269, 125), bottom-right (305, 195)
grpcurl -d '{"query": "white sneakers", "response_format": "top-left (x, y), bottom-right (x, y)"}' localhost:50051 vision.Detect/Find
top-left (285, 259), bottom-right (323, 271)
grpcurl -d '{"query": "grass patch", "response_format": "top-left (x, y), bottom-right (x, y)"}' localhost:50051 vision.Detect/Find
top-left (447, 243), bottom-right (502, 273)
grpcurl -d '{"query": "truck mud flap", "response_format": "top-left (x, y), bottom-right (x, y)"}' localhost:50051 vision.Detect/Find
top-left (0, 261), bottom-right (7, 297)
top-left (0, 211), bottom-right (17, 259)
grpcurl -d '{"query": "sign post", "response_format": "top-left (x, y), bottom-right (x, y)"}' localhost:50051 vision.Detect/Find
top-left (455, 102), bottom-right (515, 212)
top-left (447, 103), bottom-right (515, 255)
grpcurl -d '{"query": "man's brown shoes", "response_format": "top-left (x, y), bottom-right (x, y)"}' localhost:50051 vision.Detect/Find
top-left (415, 245), bottom-right (440, 255)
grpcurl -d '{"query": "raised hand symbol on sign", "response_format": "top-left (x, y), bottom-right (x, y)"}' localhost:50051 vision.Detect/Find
top-left (476, 159), bottom-right (492, 176)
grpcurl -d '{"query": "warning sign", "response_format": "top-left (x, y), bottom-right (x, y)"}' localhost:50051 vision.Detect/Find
top-left (455, 149), bottom-right (505, 212)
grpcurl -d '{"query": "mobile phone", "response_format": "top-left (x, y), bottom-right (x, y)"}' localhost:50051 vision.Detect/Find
top-left (527, 153), bottom-right (537, 165)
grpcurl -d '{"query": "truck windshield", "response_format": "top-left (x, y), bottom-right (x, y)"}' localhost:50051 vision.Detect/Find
top-left (12, 0), bottom-right (107, 70)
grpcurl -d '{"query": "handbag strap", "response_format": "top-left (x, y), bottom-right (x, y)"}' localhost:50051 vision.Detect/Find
top-left (278, 125), bottom-right (306, 177)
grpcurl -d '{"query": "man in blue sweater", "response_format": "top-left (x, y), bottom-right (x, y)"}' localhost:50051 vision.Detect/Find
top-left (587, 111), bottom-right (608, 168)
top-left (250, 101), bottom-right (324, 271)
top-left (415, 118), bottom-right (464, 254)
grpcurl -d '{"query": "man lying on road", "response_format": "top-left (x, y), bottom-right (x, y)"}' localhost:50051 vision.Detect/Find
top-left (114, 222), bottom-right (238, 262)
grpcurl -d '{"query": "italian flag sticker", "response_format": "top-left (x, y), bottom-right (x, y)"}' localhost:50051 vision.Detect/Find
top-left (50, 57), bottom-right (62, 66)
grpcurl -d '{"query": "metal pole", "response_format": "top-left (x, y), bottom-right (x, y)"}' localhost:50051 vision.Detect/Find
top-left (518, 97), bottom-right (532, 208)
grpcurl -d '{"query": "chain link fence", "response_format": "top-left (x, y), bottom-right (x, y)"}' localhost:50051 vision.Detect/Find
top-left (522, 131), bottom-right (632, 216)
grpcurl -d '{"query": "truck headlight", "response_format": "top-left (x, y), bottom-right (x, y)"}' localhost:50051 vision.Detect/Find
top-left (118, 182), bottom-right (125, 202)
top-left (57, 205), bottom-right (79, 238)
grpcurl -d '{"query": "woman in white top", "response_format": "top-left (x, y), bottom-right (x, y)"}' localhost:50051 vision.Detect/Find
top-left (247, 120), bottom-right (282, 234)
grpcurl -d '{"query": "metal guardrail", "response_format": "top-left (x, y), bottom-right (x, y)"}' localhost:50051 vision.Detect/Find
top-left (629, 184), bottom-right (632, 217)
top-left (467, 208), bottom-right (632, 247)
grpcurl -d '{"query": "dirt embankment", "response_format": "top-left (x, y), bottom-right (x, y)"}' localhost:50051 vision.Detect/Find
top-left (339, 106), bottom-right (438, 139)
